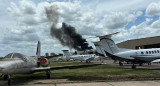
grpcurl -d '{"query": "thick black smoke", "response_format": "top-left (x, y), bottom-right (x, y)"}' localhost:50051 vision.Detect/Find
top-left (45, 6), bottom-right (92, 50)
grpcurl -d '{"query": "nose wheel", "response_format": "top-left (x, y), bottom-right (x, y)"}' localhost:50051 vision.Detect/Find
top-left (46, 71), bottom-right (50, 79)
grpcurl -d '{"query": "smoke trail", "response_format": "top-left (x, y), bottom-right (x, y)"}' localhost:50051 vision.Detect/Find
top-left (45, 6), bottom-right (92, 50)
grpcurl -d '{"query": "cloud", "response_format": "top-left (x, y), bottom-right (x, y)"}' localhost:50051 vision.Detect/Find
top-left (150, 17), bottom-right (160, 28)
top-left (146, 2), bottom-right (160, 16)
top-left (7, 0), bottom-right (50, 26)
top-left (101, 12), bottom-right (139, 29)
top-left (2, 0), bottom-right (160, 57)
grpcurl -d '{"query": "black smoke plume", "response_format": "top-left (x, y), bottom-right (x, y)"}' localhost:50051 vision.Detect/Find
top-left (45, 6), bottom-right (92, 50)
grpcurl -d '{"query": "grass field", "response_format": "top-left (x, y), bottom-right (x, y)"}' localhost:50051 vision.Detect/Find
top-left (13, 61), bottom-right (160, 81)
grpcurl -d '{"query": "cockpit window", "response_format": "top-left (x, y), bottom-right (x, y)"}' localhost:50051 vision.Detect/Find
top-left (4, 53), bottom-right (27, 62)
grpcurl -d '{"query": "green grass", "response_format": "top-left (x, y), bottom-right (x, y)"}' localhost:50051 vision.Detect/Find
top-left (51, 65), bottom-right (158, 77)
top-left (2, 61), bottom-right (160, 81)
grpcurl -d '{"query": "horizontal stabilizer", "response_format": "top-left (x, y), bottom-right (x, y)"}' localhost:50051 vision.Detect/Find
top-left (97, 32), bottom-right (119, 39)
top-left (88, 32), bottom-right (119, 39)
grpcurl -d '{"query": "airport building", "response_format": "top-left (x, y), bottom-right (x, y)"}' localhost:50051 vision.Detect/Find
top-left (117, 36), bottom-right (160, 49)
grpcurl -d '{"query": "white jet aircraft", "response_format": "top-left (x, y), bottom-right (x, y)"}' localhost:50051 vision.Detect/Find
top-left (0, 41), bottom-right (100, 86)
top-left (96, 32), bottom-right (160, 69)
top-left (56, 55), bottom-right (70, 61)
top-left (62, 50), bottom-right (99, 62)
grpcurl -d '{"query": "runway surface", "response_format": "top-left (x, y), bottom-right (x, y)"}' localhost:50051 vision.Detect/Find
top-left (1, 79), bottom-right (160, 86)
top-left (99, 59), bottom-right (160, 71)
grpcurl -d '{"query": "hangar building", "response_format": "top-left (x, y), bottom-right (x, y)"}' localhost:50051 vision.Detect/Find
top-left (117, 36), bottom-right (160, 49)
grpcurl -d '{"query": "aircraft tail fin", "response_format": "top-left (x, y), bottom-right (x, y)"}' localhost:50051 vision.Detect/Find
top-left (36, 41), bottom-right (41, 60)
top-left (99, 32), bottom-right (119, 54)
top-left (93, 42), bottom-right (107, 57)
top-left (62, 50), bottom-right (72, 57)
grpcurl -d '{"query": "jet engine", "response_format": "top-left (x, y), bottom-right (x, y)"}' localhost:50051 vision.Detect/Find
top-left (40, 58), bottom-right (49, 67)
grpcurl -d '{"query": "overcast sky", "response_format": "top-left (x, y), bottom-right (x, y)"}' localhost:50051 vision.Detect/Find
top-left (0, 0), bottom-right (160, 57)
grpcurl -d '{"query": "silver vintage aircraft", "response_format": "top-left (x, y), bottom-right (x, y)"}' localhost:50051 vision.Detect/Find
top-left (0, 41), bottom-right (99, 85)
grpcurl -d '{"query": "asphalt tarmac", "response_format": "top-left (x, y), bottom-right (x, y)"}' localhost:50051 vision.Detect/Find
top-left (100, 59), bottom-right (160, 71)
top-left (1, 79), bottom-right (160, 86)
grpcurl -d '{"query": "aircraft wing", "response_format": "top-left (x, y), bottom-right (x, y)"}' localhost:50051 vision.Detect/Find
top-left (131, 55), bottom-right (160, 63)
top-left (151, 59), bottom-right (160, 63)
top-left (32, 64), bottom-right (101, 72)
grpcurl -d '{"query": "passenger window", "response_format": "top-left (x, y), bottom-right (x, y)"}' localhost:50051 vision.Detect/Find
top-left (141, 52), bottom-right (144, 55)
top-left (149, 51), bottom-right (151, 54)
top-left (146, 51), bottom-right (148, 54)
top-left (157, 50), bottom-right (159, 53)
top-left (152, 51), bottom-right (154, 54)
top-left (155, 51), bottom-right (157, 53)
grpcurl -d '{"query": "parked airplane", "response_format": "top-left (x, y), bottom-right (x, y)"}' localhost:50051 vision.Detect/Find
top-left (93, 41), bottom-right (106, 57)
top-left (62, 50), bottom-right (99, 62)
top-left (56, 55), bottom-right (72, 61)
top-left (93, 41), bottom-right (119, 63)
top-left (96, 32), bottom-right (160, 69)
top-left (0, 41), bottom-right (100, 86)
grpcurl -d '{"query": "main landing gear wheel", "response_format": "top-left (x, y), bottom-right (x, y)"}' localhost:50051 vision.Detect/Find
top-left (46, 71), bottom-right (50, 79)
top-left (4, 75), bottom-right (8, 80)
top-left (119, 62), bottom-right (123, 66)
top-left (139, 63), bottom-right (143, 66)
top-left (8, 75), bottom-right (11, 86)
top-left (132, 65), bottom-right (136, 69)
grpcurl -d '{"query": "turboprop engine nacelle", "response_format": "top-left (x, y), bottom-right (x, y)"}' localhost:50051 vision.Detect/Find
top-left (40, 58), bottom-right (49, 67)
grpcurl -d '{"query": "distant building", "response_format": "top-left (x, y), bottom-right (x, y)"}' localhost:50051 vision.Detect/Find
top-left (45, 53), bottom-right (49, 57)
top-left (50, 53), bottom-right (56, 56)
top-left (117, 36), bottom-right (160, 49)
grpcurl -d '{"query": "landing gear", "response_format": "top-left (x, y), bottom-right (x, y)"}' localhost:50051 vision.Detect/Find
top-left (8, 75), bottom-right (11, 86)
top-left (4, 75), bottom-right (8, 80)
top-left (86, 61), bottom-right (90, 63)
top-left (139, 63), bottom-right (143, 66)
top-left (46, 71), bottom-right (50, 79)
top-left (101, 61), bottom-right (104, 63)
top-left (132, 64), bottom-right (136, 69)
top-left (119, 62), bottom-right (123, 66)
top-left (114, 60), bottom-right (117, 63)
